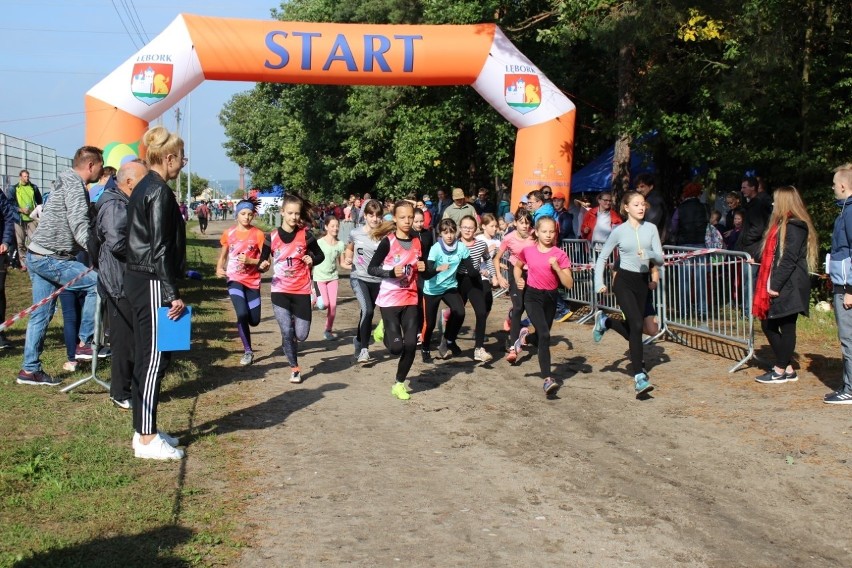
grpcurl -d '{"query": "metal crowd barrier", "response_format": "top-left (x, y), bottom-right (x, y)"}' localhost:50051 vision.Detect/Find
top-left (554, 240), bottom-right (756, 373)
top-left (661, 246), bottom-right (757, 372)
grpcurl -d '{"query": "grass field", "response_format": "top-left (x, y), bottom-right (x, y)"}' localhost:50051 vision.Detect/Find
top-left (0, 230), bottom-right (249, 567)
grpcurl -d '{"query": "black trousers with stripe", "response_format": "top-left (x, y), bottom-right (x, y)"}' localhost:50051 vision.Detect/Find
top-left (125, 270), bottom-right (173, 436)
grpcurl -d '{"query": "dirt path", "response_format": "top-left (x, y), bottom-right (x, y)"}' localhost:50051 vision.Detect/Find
top-left (191, 220), bottom-right (851, 567)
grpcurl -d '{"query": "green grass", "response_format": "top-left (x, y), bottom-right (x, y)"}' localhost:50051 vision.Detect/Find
top-left (0, 232), bottom-right (249, 567)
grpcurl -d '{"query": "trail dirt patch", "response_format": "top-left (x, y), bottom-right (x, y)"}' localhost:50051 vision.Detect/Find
top-left (190, 221), bottom-right (851, 567)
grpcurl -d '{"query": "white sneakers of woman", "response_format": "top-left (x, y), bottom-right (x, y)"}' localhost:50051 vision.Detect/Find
top-left (133, 432), bottom-right (184, 460)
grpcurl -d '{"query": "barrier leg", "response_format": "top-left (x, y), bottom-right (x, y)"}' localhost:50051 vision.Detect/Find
top-left (61, 293), bottom-right (110, 393)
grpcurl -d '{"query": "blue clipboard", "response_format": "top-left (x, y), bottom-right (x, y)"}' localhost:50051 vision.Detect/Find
top-left (157, 306), bottom-right (192, 351)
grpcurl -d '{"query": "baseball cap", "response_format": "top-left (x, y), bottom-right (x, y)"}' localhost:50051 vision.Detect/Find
top-left (552, 191), bottom-right (567, 200)
top-left (520, 195), bottom-right (529, 204)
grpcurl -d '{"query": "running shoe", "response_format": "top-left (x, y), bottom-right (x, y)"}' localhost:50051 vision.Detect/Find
top-left (357, 348), bottom-right (370, 364)
top-left (290, 367), bottom-right (302, 383)
top-left (513, 327), bottom-right (529, 354)
top-left (556, 310), bottom-right (573, 323)
top-left (505, 347), bottom-right (518, 364)
top-left (784, 370), bottom-right (799, 382)
top-left (823, 389), bottom-right (844, 400)
top-left (133, 431), bottom-right (179, 449)
top-left (824, 391), bottom-right (852, 405)
top-left (16, 370), bottom-right (60, 386)
top-left (446, 341), bottom-right (462, 358)
top-left (134, 434), bottom-right (185, 460)
top-left (324, 330), bottom-right (335, 341)
top-left (74, 344), bottom-right (94, 361)
top-left (543, 377), bottom-right (561, 397)
top-left (634, 372), bottom-right (654, 396)
top-left (111, 397), bottom-right (132, 410)
top-left (755, 370), bottom-right (787, 384)
top-left (421, 350), bottom-right (433, 364)
top-left (240, 352), bottom-right (254, 366)
top-left (391, 382), bottom-right (411, 400)
top-left (474, 347), bottom-right (493, 363)
top-left (438, 338), bottom-right (449, 359)
top-left (593, 312), bottom-right (608, 343)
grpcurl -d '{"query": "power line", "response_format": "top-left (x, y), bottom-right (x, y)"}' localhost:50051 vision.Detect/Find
top-left (125, 0), bottom-right (150, 43)
top-left (110, 0), bottom-right (141, 50)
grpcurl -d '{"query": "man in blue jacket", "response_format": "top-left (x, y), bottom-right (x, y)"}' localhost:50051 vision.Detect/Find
top-left (0, 190), bottom-right (18, 349)
top-left (827, 163), bottom-right (852, 404)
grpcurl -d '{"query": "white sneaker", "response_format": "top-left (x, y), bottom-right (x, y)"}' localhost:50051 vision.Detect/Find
top-left (438, 338), bottom-right (449, 359)
top-left (134, 434), bottom-right (185, 460)
top-left (357, 348), bottom-right (370, 363)
top-left (133, 431), bottom-right (180, 449)
top-left (473, 347), bottom-right (493, 363)
top-left (290, 368), bottom-right (302, 383)
top-left (240, 351), bottom-right (254, 366)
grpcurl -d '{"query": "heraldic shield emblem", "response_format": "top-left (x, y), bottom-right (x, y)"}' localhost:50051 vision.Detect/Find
top-left (504, 73), bottom-right (541, 115)
top-left (131, 62), bottom-right (173, 106)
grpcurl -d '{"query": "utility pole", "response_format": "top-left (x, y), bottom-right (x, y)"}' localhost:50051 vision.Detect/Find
top-left (174, 107), bottom-right (181, 198)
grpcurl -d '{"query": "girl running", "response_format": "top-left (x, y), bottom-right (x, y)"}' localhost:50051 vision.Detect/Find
top-left (457, 215), bottom-right (496, 362)
top-left (268, 194), bottom-right (325, 384)
top-left (342, 199), bottom-right (384, 363)
top-left (420, 218), bottom-right (478, 362)
top-left (514, 216), bottom-right (574, 397)
top-left (593, 191), bottom-right (663, 397)
top-left (367, 201), bottom-right (425, 400)
top-left (412, 208), bottom-right (434, 344)
top-left (496, 209), bottom-right (536, 362)
top-left (313, 216), bottom-right (346, 340)
top-left (216, 197), bottom-right (270, 366)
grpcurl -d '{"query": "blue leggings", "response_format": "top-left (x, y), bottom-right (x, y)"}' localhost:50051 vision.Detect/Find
top-left (228, 281), bottom-right (261, 352)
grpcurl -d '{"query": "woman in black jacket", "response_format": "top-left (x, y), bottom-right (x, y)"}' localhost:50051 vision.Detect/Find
top-left (125, 126), bottom-right (187, 460)
top-left (752, 186), bottom-right (817, 384)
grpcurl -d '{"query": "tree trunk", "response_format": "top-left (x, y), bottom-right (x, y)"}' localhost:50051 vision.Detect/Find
top-left (612, 43), bottom-right (635, 200)
top-left (798, 0), bottom-right (816, 187)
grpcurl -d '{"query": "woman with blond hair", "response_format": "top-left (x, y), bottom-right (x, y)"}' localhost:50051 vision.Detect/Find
top-left (753, 186), bottom-right (818, 384)
top-left (125, 125), bottom-right (187, 460)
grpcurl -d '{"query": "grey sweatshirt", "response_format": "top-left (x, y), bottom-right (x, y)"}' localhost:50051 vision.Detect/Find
top-left (594, 221), bottom-right (663, 291)
top-left (29, 169), bottom-right (90, 256)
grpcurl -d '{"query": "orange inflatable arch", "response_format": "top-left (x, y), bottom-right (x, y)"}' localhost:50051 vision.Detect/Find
top-left (85, 15), bottom-right (575, 209)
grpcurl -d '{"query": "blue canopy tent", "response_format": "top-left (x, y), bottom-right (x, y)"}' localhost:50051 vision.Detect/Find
top-left (571, 135), bottom-right (656, 194)
top-left (254, 184), bottom-right (285, 198)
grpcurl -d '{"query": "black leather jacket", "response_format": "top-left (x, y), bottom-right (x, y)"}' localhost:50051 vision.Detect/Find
top-left (125, 170), bottom-right (186, 303)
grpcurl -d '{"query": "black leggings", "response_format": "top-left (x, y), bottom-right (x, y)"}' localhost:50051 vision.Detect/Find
top-left (457, 273), bottom-right (490, 348)
top-left (761, 313), bottom-right (798, 369)
top-left (422, 290), bottom-right (465, 350)
top-left (607, 270), bottom-right (650, 375)
top-left (381, 304), bottom-right (419, 383)
top-left (198, 216), bottom-right (208, 232)
top-left (524, 286), bottom-right (558, 378)
top-left (351, 277), bottom-right (381, 348)
top-left (508, 266), bottom-right (526, 344)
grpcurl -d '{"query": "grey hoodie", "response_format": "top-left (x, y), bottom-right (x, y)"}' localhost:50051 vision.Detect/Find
top-left (29, 169), bottom-right (90, 257)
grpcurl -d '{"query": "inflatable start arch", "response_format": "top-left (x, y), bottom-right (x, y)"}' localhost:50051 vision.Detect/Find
top-left (85, 15), bottom-right (575, 209)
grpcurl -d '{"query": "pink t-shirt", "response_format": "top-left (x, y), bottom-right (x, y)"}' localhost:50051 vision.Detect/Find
top-left (517, 245), bottom-right (571, 290)
top-left (498, 231), bottom-right (535, 267)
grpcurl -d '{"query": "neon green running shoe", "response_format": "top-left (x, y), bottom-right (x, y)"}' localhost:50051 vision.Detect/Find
top-left (391, 382), bottom-right (411, 400)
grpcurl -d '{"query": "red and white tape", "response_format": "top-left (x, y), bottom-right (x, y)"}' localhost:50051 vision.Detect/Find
top-left (0, 267), bottom-right (94, 333)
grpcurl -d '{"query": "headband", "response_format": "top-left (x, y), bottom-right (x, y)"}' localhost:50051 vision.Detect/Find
top-left (235, 201), bottom-right (254, 214)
